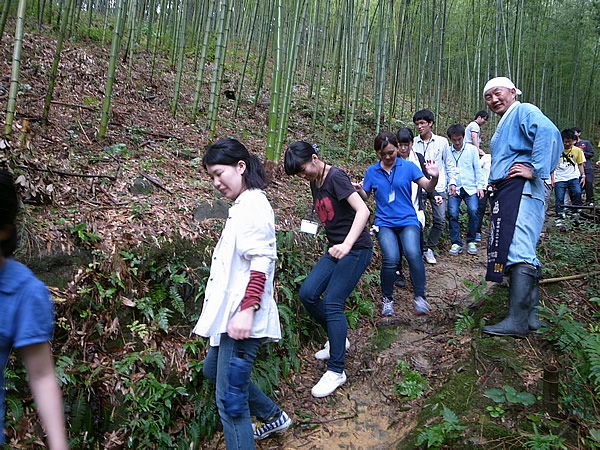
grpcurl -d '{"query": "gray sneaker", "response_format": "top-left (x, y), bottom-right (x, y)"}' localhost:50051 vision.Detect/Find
top-left (467, 243), bottom-right (477, 255)
top-left (413, 296), bottom-right (431, 315)
top-left (448, 244), bottom-right (463, 255)
top-left (381, 297), bottom-right (395, 317)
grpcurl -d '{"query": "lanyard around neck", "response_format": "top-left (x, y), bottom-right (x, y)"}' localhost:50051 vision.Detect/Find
top-left (452, 144), bottom-right (465, 165)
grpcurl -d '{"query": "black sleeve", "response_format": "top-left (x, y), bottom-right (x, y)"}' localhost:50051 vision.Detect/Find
top-left (331, 168), bottom-right (356, 201)
top-left (417, 153), bottom-right (431, 180)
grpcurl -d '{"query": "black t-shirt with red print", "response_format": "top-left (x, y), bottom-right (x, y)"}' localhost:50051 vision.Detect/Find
top-left (310, 166), bottom-right (372, 249)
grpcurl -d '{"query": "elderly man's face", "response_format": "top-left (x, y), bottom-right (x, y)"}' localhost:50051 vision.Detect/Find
top-left (484, 87), bottom-right (516, 116)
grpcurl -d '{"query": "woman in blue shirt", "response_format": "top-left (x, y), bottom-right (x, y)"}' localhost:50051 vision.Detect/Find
top-left (0, 170), bottom-right (67, 449)
top-left (356, 132), bottom-right (439, 317)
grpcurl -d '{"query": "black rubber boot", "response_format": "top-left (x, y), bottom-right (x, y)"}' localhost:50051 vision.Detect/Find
top-left (528, 266), bottom-right (542, 331)
top-left (482, 264), bottom-right (538, 338)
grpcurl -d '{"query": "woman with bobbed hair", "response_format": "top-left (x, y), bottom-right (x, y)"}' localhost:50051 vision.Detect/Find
top-left (192, 138), bottom-right (291, 447)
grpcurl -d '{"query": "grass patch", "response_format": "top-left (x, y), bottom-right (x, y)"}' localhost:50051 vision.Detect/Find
top-left (368, 326), bottom-right (403, 351)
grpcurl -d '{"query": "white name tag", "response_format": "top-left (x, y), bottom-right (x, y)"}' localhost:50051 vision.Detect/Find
top-left (388, 189), bottom-right (395, 203)
top-left (300, 219), bottom-right (319, 235)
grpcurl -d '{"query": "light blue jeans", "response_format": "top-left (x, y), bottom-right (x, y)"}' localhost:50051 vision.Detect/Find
top-left (377, 225), bottom-right (425, 299)
top-left (299, 247), bottom-right (372, 373)
top-left (507, 194), bottom-right (543, 268)
top-left (203, 334), bottom-right (281, 449)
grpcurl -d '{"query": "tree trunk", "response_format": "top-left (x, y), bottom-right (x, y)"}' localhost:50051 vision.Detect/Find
top-left (4, 0), bottom-right (26, 139)
top-left (97, 0), bottom-right (125, 140)
top-left (42, 0), bottom-right (74, 124)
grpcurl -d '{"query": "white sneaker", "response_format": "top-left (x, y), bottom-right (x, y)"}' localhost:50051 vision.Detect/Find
top-left (314, 338), bottom-right (350, 360)
top-left (311, 370), bottom-right (347, 397)
top-left (423, 248), bottom-right (437, 264)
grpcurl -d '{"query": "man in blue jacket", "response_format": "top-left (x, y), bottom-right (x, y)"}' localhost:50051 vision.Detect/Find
top-left (482, 77), bottom-right (562, 338)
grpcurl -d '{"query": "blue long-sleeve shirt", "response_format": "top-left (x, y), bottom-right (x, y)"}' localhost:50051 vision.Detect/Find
top-left (448, 142), bottom-right (483, 195)
top-left (489, 102), bottom-right (562, 201)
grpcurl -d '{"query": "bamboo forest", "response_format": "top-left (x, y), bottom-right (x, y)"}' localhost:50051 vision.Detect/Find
top-left (0, 0), bottom-right (599, 447)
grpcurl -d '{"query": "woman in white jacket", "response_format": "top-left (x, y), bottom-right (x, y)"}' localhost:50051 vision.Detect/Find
top-left (193, 139), bottom-right (290, 448)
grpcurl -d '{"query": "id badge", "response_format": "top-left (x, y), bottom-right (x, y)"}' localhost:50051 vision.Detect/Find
top-left (388, 189), bottom-right (395, 203)
top-left (300, 219), bottom-right (319, 235)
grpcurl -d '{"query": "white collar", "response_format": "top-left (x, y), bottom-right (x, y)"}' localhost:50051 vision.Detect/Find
top-left (496, 101), bottom-right (521, 129)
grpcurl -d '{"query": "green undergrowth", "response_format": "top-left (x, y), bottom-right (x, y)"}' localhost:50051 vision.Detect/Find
top-left (398, 230), bottom-right (600, 450)
top-left (395, 341), bottom-right (567, 449)
top-left (5, 226), bottom-right (378, 447)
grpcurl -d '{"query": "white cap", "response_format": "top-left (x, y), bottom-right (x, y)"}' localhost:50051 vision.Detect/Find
top-left (483, 77), bottom-right (522, 96)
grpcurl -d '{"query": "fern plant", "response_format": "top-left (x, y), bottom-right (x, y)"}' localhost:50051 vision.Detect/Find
top-left (524, 424), bottom-right (567, 449)
top-left (393, 360), bottom-right (430, 399)
top-left (538, 304), bottom-right (600, 422)
top-left (416, 404), bottom-right (467, 448)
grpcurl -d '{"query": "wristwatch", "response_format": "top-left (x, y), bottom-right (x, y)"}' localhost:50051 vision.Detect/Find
top-left (251, 303), bottom-right (261, 312)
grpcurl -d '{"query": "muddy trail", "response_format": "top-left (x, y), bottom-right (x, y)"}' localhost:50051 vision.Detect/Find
top-left (208, 239), bottom-right (501, 449)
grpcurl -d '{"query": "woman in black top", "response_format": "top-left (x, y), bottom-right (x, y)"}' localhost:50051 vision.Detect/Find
top-left (284, 141), bottom-right (372, 398)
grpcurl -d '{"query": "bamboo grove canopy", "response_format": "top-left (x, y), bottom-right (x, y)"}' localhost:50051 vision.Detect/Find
top-left (2, 0), bottom-right (600, 158)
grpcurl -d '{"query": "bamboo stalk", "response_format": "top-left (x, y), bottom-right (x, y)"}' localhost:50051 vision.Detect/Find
top-left (345, 0), bottom-right (369, 157)
top-left (274, 0), bottom-right (305, 162)
top-left (4, 0), bottom-right (26, 139)
top-left (207, 0), bottom-right (231, 140)
top-left (310, 0), bottom-right (330, 131)
top-left (540, 272), bottom-right (600, 285)
top-left (233, 0), bottom-right (259, 117)
top-left (0, 0), bottom-right (13, 41)
top-left (97, 0), bottom-right (125, 140)
top-left (42, 0), bottom-right (74, 124)
top-left (171, 0), bottom-right (187, 116)
top-left (264, 0), bottom-right (281, 162)
top-left (191, 0), bottom-right (216, 117)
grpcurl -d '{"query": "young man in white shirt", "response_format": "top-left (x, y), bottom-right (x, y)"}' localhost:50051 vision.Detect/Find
top-left (446, 124), bottom-right (484, 256)
top-left (412, 109), bottom-right (457, 264)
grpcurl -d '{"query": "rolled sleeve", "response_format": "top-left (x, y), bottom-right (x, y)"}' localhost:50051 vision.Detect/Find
top-left (14, 283), bottom-right (54, 348)
top-left (237, 201), bottom-right (277, 271)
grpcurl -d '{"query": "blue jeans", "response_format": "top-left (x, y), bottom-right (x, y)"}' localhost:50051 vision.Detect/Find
top-left (425, 194), bottom-right (446, 250)
top-left (299, 247), bottom-right (372, 373)
top-left (448, 188), bottom-right (479, 247)
top-left (203, 334), bottom-right (281, 449)
top-left (378, 225), bottom-right (425, 299)
top-left (554, 178), bottom-right (582, 215)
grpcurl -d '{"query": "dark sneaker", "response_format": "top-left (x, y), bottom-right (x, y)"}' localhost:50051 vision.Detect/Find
top-left (253, 411), bottom-right (292, 440)
top-left (394, 270), bottom-right (406, 287)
